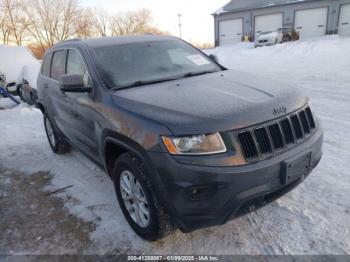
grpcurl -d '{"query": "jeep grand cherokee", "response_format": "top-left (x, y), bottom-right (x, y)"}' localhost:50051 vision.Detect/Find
top-left (36, 35), bottom-right (323, 241)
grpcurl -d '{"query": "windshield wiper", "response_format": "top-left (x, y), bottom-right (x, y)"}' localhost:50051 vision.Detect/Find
top-left (182, 70), bottom-right (218, 78)
top-left (112, 71), bottom-right (218, 90)
top-left (112, 78), bottom-right (178, 90)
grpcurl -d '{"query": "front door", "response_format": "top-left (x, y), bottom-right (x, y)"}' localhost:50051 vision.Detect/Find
top-left (65, 48), bottom-right (99, 160)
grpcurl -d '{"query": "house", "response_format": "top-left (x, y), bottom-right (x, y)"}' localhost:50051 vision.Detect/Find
top-left (213, 0), bottom-right (350, 46)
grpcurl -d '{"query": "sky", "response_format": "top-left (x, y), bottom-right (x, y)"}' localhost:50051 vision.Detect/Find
top-left (80, 0), bottom-right (230, 44)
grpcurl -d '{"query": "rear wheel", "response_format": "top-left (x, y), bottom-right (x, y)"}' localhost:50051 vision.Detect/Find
top-left (44, 114), bottom-right (70, 154)
top-left (113, 153), bottom-right (175, 241)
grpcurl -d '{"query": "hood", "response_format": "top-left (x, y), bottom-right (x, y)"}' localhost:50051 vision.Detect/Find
top-left (112, 70), bottom-right (308, 135)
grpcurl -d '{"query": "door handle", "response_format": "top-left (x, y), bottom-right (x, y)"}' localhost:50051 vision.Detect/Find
top-left (43, 83), bottom-right (48, 89)
top-left (342, 22), bottom-right (349, 25)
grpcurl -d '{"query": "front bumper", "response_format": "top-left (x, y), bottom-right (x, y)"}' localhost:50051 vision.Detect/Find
top-left (148, 128), bottom-right (323, 232)
top-left (255, 42), bottom-right (275, 47)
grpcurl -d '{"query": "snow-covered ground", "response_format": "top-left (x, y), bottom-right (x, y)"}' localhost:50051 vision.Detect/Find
top-left (1, 36), bottom-right (349, 255)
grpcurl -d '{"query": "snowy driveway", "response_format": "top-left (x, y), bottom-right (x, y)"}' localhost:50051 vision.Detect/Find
top-left (1, 36), bottom-right (349, 255)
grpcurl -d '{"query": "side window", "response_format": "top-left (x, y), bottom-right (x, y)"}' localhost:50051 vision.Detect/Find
top-left (51, 50), bottom-right (67, 81)
top-left (41, 53), bottom-right (52, 77)
top-left (66, 49), bottom-right (91, 87)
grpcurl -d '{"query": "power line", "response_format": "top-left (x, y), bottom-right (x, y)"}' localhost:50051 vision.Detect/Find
top-left (177, 13), bottom-right (182, 38)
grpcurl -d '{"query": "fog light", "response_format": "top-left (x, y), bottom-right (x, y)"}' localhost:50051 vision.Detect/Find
top-left (189, 185), bottom-right (214, 200)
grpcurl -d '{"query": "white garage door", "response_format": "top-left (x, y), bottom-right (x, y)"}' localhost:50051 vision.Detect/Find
top-left (339, 4), bottom-right (350, 36)
top-left (295, 8), bottom-right (328, 39)
top-left (254, 13), bottom-right (283, 39)
top-left (219, 19), bottom-right (243, 45)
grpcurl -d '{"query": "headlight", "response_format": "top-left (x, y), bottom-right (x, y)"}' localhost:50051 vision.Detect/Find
top-left (161, 133), bottom-right (226, 155)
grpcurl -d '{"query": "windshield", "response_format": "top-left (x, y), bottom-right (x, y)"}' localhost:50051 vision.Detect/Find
top-left (92, 39), bottom-right (221, 89)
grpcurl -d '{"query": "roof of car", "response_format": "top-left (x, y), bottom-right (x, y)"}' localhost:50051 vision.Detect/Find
top-left (52, 35), bottom-right (178, 50)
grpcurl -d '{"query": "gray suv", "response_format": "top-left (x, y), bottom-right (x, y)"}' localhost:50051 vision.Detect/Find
top-left (36, 35), bottom-right (323, 241)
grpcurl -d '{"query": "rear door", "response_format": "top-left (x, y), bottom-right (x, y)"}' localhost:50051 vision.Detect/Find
top-left (219, 19), bottom-right (243, 45)
top-left (47, 49), bottom-right (77, 141)
top-left (294, 8), bottom-right (328, 39)
top-left (339, 4), bottom-right (350, 36)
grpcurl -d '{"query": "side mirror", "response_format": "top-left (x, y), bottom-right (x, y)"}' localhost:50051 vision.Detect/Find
top-left (209, 54), bottom-right (219, 64)
top-left (59, 74), bottom-right (91, 93)
top-left (6, 82), bottom-right (19, 96)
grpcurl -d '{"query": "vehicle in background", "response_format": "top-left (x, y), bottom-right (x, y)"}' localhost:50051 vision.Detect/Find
top-left (0, 45), bottom-right (41, 105)
top-left (255, 31), bottom-right (283, 48)
top-left (279, 27), bottom-right (300, 42)
top-left (17, 63), bottom-right (41, 105)
top-left (17, 79), bottom-right (38, 105)
top-left (0, 73), bottom-right (20, 105)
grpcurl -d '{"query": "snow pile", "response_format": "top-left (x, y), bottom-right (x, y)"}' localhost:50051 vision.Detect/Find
top-left (0, 45), bottom-right (41, 88)
top-left (206, 35), bottom-right (350, 83)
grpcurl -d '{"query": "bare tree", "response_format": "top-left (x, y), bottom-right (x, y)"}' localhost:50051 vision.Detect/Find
top-left (93, 7), bottom-right (109, 37)
top-left (1, 0), bottom-right (30, 45)
top-left (109, 8), bottom-right (154, 36)
top-left (24, 0), bottom-right (80, 51)
top-left (0, 1), bottom-right (11, 44)
top-left (75, 7), bottom-right (94, 39)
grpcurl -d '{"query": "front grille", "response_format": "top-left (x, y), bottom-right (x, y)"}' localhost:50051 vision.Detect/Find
top-left (291, 115), bottom-right (303, 139)
top-left (305, 107), bottom-right (316, 129)
top-left (254, 128), bottom-right (272, 154)
top-left (236, 106), bottom-right (316, 162)
top-left (268, 123), bottom-right (284, 149)
top-left (237, 131), bottom-right (258, 160)
top-left (280, 119), bottom-right (295, 144)
top-left (299, 110), bottom-right (310, 134)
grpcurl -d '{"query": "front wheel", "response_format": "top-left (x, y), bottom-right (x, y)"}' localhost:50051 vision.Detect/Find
top-left (113, 153), bottom-right (175, 241)
top-left (43, 114), bottom-right (70, 154)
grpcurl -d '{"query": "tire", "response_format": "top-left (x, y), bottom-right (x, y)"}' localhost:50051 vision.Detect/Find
top-left (43, 113), bottom-right (70, 154)
top-left (113, 153), bottom-right (175, 241)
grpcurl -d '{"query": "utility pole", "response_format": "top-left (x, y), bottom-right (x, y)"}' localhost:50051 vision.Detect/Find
top-left (177, 13), bottom-right (182, 38)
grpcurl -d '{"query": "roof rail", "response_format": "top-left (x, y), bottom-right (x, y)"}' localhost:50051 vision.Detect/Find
top-left (57, 38), bottom-right (82, 44)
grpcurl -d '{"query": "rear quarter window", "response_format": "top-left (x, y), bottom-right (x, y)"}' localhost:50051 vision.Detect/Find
top-left (41, 53), bottom-right (52, 77)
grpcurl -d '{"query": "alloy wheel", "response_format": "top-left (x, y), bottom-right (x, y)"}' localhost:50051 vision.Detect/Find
top-left (119, 170), bottom-right (150, 228)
